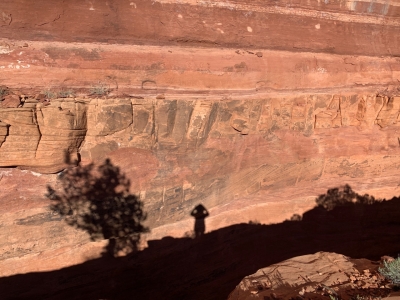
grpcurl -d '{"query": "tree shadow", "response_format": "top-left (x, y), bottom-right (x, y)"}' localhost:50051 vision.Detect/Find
top-left (46, 158), bottom-right (148, 257)
top-left (315, 183), bottom-right (377, 210)
top-left (2, 184), bottom-right (400, 299)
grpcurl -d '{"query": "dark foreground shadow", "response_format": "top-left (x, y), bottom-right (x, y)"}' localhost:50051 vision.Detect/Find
top-left (2, 185), bottom-right (400, 300)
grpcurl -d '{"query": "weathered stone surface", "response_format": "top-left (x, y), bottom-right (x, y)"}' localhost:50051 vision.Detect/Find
top-left (86, 99), bottom-right (132, 136)
top-left (0, 40), bottom-right (399, 95)
top-left (229, 252), bottom-right (354, 299)
top-left (1, 94), bottom-right (20, 108)
top-left (2, 93), bottom-right (400, 276)
top-left (228, 252), bottom-right (391, 300)
top-left (1, 0), bottom-right (400, 280)
top-left (0, 100), bottom-right (87, 172)
top-left (1, 0), bottom-right (400, 57)
top-left (0, 121), bottom-right (8, 147)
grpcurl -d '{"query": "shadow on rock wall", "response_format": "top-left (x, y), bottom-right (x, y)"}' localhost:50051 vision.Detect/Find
top-left (46, 158), bottom-right (148, 257)
top-left (2, 185), bottom-right (400, 300)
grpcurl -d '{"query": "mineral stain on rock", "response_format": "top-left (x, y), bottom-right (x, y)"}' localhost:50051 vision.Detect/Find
top-left (15, 211), bottom-right (63, 226)
top-left (43, 47), bottom-right (101, 61)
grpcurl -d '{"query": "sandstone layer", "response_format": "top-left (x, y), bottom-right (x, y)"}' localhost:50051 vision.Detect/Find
top-left (1, 0), bottom-right (400, 277)
top-left (229, 252), bottom-right (398, 299)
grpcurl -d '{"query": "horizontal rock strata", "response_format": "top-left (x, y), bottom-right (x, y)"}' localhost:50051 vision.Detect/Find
top-left (1, 0), bottom-right (400, 277)
top-left (0, 40), bottom-right (399, 95)
top-left (2, 92), bottom-right (400, 275)
top-left (1, 0), bottom-right (400, 56)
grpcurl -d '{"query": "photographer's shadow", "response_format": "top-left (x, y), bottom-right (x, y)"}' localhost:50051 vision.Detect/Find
top-left (190, 204), bottom-right (209, 238)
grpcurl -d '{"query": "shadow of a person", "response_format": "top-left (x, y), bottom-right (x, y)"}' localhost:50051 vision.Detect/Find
top-left (190, 204), bottom-right (209, 238)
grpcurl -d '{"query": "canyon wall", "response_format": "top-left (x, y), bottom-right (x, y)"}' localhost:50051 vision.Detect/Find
top-left (1, 0), bottom-right (400, 276)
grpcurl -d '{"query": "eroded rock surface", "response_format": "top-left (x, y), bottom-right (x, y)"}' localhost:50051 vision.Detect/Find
top-left (1, 0), bottom-right (400, 56)
top-left (1, 0), bottom-right (400, 277)
top-left (2, 94), bottom-right (400, 275)
top-left (0, 99), bottom-right (87, 172)
top-left (229, 252), bottom-right (392, 300)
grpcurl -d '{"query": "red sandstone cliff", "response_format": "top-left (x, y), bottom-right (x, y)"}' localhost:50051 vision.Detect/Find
top-left (0, 0), bottom-right (400, 277)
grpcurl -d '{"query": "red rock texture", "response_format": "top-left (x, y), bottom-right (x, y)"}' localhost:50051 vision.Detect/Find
top-left (1, 0), bottom-right (400, 56)
top-left (0, 0), bottom-right (400, 278)
top-left (1, 94), bottom-right (20, 108)
top-left (228, 252), bottom-right (400, 300)
top-left (0, 40), bottom-right (399, 95)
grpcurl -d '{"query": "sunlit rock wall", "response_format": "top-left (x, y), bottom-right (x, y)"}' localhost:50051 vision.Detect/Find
top-left (1, 0), bottom-right (400, 276)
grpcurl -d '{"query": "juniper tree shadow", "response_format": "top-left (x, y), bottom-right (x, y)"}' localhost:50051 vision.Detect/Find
top-left (46, 158), bottom-right (148, 257)
top-left (315, 183), bottom-right (377, 210)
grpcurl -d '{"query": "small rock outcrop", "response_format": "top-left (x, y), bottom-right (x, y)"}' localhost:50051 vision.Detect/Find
top-left (0, 99), bottom-right (87, 173)
top-left (229, 252), bottom-right (392, 300)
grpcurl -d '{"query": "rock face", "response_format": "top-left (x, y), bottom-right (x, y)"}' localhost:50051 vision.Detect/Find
top-left (228, 252), bottom-right (391, 300)
top-left (0, 100), bottom-right (87, 172)
top-left (1, 0), bottom-right (400, 276)
top-left (1, 0), bottom-right (400, 56)
top-left (229, 252), bottom-right (355, 299)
